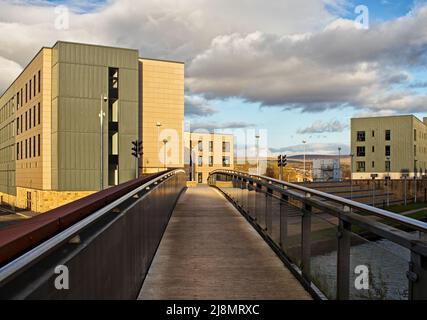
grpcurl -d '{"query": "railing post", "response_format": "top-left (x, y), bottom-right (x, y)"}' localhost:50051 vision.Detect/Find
top-left (408, 251), bottom-right (427, 300)
top-left (336, 217), bottom-right (351, 300)
top-left (280, 194), bottom-right (289, 250)
top-left (265, 188), bottom-right (273, 233)
top-left (301, 195), bottom-right (312, 279)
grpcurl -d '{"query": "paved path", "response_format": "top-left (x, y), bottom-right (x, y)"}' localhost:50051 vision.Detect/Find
top-left (138, 185), bottom-right (311, 300)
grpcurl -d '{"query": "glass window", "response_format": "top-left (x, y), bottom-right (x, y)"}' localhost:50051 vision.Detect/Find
top-left (356, 161), bottom-right (365, 172)
top-left (357, 131), bottom-right (365, 142)
top-left (209, 156), bottom-right (213, 167)
top-left (385, 145), bottom-right (391, 156)
top-left (198, 140), bottom-right (203, 152)
top-left (385, 130), bottom-right (391, 141)
top-left (222, 156), bottom-right (230, 167)
top-left (222, 141), bottom-right (230, 152)
top-left (356, 146), bottom-right (365, 157)
top-left (385, 161), bottom-right (391, 172)
top-left (209, 141), bottom-right (213, 152)
top-left (198, 155), bottom-right (203, 166)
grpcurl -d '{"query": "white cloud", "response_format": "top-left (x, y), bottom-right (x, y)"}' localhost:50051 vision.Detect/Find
top-left (184, 95), bottom-right (217, 117)
top-left (270, 142), bottom-right (349, 156)
top-left (0, 56), bottom-right (22, 93)
top-left (297, 120), bottom-right (348, 134)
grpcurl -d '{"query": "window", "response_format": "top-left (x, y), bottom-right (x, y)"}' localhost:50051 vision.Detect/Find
top-left (385, 130), bottom-right (391, 141)
top-left (385, 145), bottom-right (391, 157)
top-left (33, 105), bottom-right (36, 127)
top-left (16, 143), bottom-right (19, 160)
top-left (29, 138), bottom-right (31, 158)
top-left (385, 160), bottom-right (391, 172)
top-left (37, 103), bottom-right (40, 125)
top-left (29, 109), bottom-right (32, 129)
top-left (20, 89), bottom-right (23, 106)
top-left (33, 136), bottom-right (36, 157)
top-left (356, 161), bottom-right (366, 172)
top-left (198, 155), bottom-right (203, 166)
top-left (414, 129), bottom-right (417, 141)
top-left (414, 145), bottom-right (417, 157)
top-left (29, 80), bottom-right (32, 100)
top-left (17, 92), bottom-right (20, 108)
top-left (222, 141), bottom-right (230, 152)
top-left (357, 146), bottom-right (365, 157)
top-left (372, 130), bottom-right (375, 137)
top-left (209, 141), bottom-right (213, 152)
top-left (372, 161), bottom-right (375, 168)
top-left (16, 117), bottom-right (19, 135)
top-left (25, 112), bottom-right (27, 131)
top-left (372, 146), bottom-right (375, 153)
top-left (25, 84), bottom-right (28, 103)
top-left (198, 140), bottom-right (203, 152)
top-left (25, 139), bottom-right (27, 159)
top-left (20, 115), bottom-right (22, 133)
top-left (20, 141), bottom-right (22, 160)
top-left (222, 156), bottom-right (230, 167)
top-left (38, 70), bottom-right (41, 93)
top-left (198, 172), bottom-right (203, 184)
top-left (33, 75), bottom-right (36, 97)
top-left (37, 134), bottom-right (40, 156)
top-left (357, 131), bottom-right (365, 142)
top-left (209, 156), bottom-right (213, 167)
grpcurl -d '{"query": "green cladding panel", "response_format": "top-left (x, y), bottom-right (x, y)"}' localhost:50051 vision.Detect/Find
top-left (51, 41), bottom-right (139, 191)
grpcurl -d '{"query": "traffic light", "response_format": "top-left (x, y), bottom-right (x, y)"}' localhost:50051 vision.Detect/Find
top-left (131, 140), bottom-right (143, 158)
top-left (277, 155), bottom-right (287, 167)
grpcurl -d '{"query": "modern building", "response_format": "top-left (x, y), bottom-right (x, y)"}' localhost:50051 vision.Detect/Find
top-left (312, 159), bottom-right (340, 181)
top-left (184, 132), bottom-right (234, 184)
top-left (0, 41), bottom-right (184, 212)
top-left (351, 115), bottom-right (427, 180)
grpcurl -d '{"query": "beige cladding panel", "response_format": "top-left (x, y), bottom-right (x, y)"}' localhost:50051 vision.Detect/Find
top-left (140, 59), bottom-right (184, 172)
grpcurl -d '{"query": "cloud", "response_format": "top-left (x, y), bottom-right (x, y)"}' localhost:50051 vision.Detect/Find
top-left (409, 81), bottom-right (427, 88)
top-left (188, 121), bottom-right (255, 132)
top-left (186, 5), bottom-right (427, 113)
top-left (297, 120), bottom-right (348, 134)
top-left (0, 56), bottom-right (22, 93)
top-left (270, 142), bottom-right (349, 156)
top-left (184, 95), bottom-right (217, 117)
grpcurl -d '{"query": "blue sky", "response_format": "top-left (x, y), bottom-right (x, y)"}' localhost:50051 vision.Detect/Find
top-left (1, 0), bottom-right (427, 156)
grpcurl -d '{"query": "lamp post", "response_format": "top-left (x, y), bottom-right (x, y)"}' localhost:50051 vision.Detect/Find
top-left (156, 122), bottom-right (162, 172)
top-left (386, 156), bottom-right (390, 207)
top-left (162, 138), bottom-right (168, 169)
top-left (255, 134), bottom-right (260, 175)
top-left (302, 140), bottom-right (307, 182)
top-left (99, 94), bottom-right (107, 190)
top-left (338, 147), bottom-right (342, 181)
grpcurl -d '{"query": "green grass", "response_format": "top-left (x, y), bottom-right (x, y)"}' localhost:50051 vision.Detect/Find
top-left (384, 202), bottom-right (427, 213)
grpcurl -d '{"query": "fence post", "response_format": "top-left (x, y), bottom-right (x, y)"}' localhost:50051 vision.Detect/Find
top-left (408, 251), bottom-right (427, 300)
top-left (337, 215), bottom-right (351, 300)
top-left (280, 194), bottom-right (289, 250)
top-left (265, 188), bottom-right (273, 233)
top-left (301, 194), bottom-right (312, 280)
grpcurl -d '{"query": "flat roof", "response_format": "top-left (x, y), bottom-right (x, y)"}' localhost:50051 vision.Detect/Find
top-left (351, 114), bottom-right (425, 125)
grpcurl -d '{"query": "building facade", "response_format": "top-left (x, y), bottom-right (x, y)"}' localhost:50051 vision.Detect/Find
top-left (184, 132), bottom-right (234, 184)
top-left (351, 115), bottom-right (427, 180)
top-left (0, 41), bottom-right (184, 212)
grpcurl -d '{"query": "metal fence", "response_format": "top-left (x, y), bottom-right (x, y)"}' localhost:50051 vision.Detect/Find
top-left (0, 169), bottom-right (186, 299)
top-left (209, 170), bottom-right (427, 300)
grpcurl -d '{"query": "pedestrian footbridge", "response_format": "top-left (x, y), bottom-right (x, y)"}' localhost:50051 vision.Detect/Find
top-left (0, 170), bottom-right (426, 300)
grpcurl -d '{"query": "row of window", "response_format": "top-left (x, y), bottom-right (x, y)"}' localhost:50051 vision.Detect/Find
top-left (414, 129), bottom-right (427, 141)
top-left (357, 130), bottom-right (391, 142)
top-left (16, 135), bottom-right (41, 160)
top-left (356, 160), bottom-right (391, 172)
top-left (16, 70), bottom-right (41, 109)
top-left (197, 141), bottom-right (231, 153)
top-left (16, 103), bottom-right (41, 135)
top-left (356, 145), bottom-right (391, 157)
top-left (197, 156), bottom-right (231, 167)
top-left (0, 97), bottom-right (15, 124)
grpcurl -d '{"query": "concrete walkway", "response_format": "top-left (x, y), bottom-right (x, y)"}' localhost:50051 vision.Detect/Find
top-left (138, 185), bottom-right (311, 300)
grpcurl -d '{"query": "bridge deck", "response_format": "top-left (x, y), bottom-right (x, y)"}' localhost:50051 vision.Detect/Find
top-left (138, 185), bottom-right (311, 300)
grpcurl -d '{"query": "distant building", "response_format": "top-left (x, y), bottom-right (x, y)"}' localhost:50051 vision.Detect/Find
top-left (351, 115), bottom-right (427, 180)
top-left (184, 132), bottom-right (234, 184)
top-left (312, 159), bottom-right (340, 181)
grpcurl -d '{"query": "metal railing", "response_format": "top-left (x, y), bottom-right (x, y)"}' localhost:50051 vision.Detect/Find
top-left (209, 170), bottom-right (427, 300)
top-left (0, 169), bottom-right (186, 299)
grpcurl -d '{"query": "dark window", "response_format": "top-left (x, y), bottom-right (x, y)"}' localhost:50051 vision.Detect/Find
top-left (25, 139), bottom-right (27, 159)
top-left (209, 156), bottom-right (213, 167)
top-left (17, 92), bottom-right (19, 108)
top-left (25, 84), bottom-right (27, 103)
top-left (198, 172), bottom-right (203, 184)
top-left (222, 156), bottom-right (231, 167)
top-left (33, 75), bottom-right (36, 97)
top-left (16, 117), bottom-right (19, 135)
top-left (29, 138), bottom-right (31, 158)
top-left (198, 156), bottom-right (203, 166)
top-left (25, 112), bottom-right (27, 131)
top-left (372, 130), bottom-right (375, 137)
top-left (37, 103), bottom-right (40, 125)
top-left (385, 130), bottom-right (391, 141)
top-left (414, 129), bottom-right (417, 141)
top-left (38, 134), bottom-right (40, 156)
top-left (29, 80), bottom-right (32, 100)
top-left (385, 145), bottom-right (391, 156)
top-left (385, 161), bottom-right (391, 172)
top-left (372, 146), bottom-right (375, 152)
top-left (198, 140), bottom-right (203, 152)
top-left (33, 106), bottom-right (36, 126)
top-left (29, 109), bottom-right (31, 129)
top-left (414, 145), bottom-right (417, 157)
top-left (20, 141), bottom-right (22, 160)
top-left (222, 141), bottom-right (230, 152)
top-left (357, 146), bottom-right (365, 157)
top-left (357, 131), bottom-right (365, 142)
top-left (372, 161), bottom-right (375, 168)
top-left (20, 115), bottom-right (22, 133)
top-left (209, 141), bottom-right (213, 152)
top-left (38, 70), bottom-right (41, 93)
top-left (33, 136), bottom-right (36, 157)
top-left (356, 161), bottom-right (365, 172)
top-left (20, 89), bottom-right (23, 106)
top-left (16, 143), bottom-right (19, 160)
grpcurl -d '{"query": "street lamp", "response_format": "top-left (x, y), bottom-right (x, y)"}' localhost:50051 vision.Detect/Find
top-left (350, 153), bottom-right (354, 200)
top-left (162, 138), bottom-right (168, 169)
top-left (302, 140), bottom-right (307, 182)
top-left (386, 156), bottom-right (391, 207)
top-left (255, 134), bottom-right (260, 175)
top-left (156, 122), bottom-right (162, 172)
top-left (338, 147), bottom-right (342, 181)
top-left (99, 94), bottom-right (108, 190)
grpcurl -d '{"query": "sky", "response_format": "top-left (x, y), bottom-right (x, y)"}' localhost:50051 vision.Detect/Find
top-left (0, 0), bottom-right (427, 156)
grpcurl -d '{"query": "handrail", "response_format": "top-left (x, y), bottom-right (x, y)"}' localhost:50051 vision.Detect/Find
top-left (209, 170), bottom-right (427, 233)
top-left (0, 169), bottom-right (185, 283)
